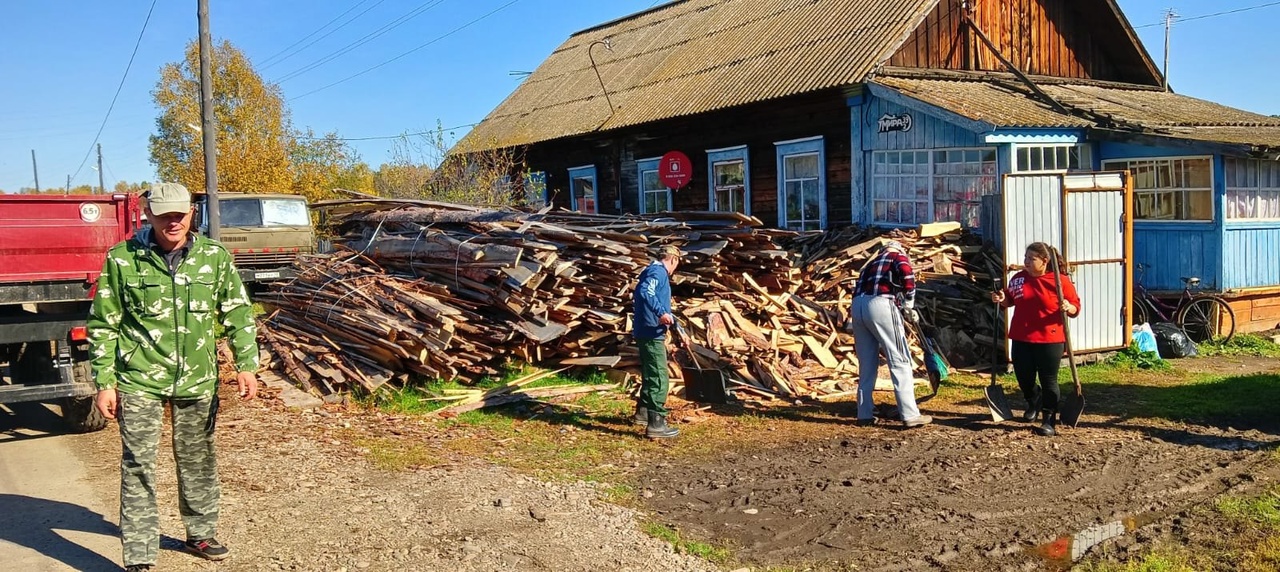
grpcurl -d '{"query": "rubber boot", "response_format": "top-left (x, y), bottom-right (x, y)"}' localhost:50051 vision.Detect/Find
top-left (1022, 399), bottom-right (1041, 422)
top-left (633, 404), bottom-right (648, 426)
top-left (1034, 410), bottom-right (1058, 437)
top-left (645, 410), bottom-right (679, 439)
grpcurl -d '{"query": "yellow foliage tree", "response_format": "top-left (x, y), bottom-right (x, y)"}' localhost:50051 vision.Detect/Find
top-left (150, 40), bottom-right (292, 195)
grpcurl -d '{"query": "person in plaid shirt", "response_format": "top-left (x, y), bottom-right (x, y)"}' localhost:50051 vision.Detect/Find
top-left (846, 240), bottom-right (932, 428)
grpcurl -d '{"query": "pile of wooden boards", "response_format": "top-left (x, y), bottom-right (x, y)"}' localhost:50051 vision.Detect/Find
top-left (257, 198), bottom-right (1004, 403)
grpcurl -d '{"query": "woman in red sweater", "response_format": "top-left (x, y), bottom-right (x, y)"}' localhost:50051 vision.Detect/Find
top-left (990, 242), bottom-right (1080, 436)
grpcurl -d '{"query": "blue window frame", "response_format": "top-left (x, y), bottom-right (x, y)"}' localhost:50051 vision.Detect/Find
top-left (636, 158), bottom-right (671, 214)
top-left (567, 165), bottom-right (597, 214)
top-left (775, 136), bottom-right (825, 230)
top-left (706, 145), bottom-right (750, 214)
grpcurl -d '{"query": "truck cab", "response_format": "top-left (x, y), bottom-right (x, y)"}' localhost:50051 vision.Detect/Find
top-left (193, 192), bottom-right (315, 284)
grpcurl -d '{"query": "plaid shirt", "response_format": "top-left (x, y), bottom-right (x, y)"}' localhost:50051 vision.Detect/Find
top-left (854, 249), bottom-right (916, 306)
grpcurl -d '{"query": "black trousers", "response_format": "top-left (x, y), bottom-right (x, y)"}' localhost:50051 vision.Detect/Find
top-left (1010, 340), bottom-right (1065, 413)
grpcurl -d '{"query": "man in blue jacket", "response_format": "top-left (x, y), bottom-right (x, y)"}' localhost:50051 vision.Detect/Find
top-left (632, 245), bottom-right (682, 439)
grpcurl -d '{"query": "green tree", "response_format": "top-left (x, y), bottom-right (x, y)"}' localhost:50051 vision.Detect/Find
top-left (17, 185), bottom-right (95, 195)
top-left (290, 129), bottom-right (373, 203)
top-left (150, 40), bottom-right (293, 195)
top-left (114, 181), bottom-right (152, 194)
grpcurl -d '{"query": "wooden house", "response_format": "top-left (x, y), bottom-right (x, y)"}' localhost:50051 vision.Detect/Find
top-left (457, 0), bottom-right (1280, 333)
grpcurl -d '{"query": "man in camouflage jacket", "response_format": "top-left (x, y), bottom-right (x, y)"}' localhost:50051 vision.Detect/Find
top-left (88, 182), bottom-right (259, 571)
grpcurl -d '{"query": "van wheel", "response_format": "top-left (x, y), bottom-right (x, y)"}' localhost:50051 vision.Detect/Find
top-left (62, 361), bottom-right (107, 433)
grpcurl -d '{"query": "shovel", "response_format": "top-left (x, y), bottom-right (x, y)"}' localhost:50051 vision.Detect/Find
top-left (985, 277), bottom-right (1015, 422)
top-left (1050, 254), bottom-right (1084, 428)
top-left (673, 322), bottom-right (728, 404)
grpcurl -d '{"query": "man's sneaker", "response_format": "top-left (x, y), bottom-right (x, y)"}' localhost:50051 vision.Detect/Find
top-left (903, 415), bottom-right (933, 428)
top-left (855, 417), bottom-right (879, 427)
top-left (125, 565), bottom-right (153, 572)
top-left (185, 537), bottom-right (230, 561)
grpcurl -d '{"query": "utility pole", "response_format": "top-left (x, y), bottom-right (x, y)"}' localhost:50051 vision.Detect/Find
top-left (96, 143), bottom-right (105, 194)
top-left (30, 150), bottom-right (39, 193)
top-left (65, 175), bottom-right (70, 195)
top-left (198, 0), bottom-right (220, 239)
top-left (1163, 9), bottom-right (1178, 92)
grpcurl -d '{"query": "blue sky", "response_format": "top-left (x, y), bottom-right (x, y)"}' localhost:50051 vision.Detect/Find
top-left (1, 0), bottom-right (1277, 191)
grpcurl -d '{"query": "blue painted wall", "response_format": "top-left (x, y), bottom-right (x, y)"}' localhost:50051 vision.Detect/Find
top-left (1133, 223), bottom-right (1220, 292)
top-left (1223, 225), bottom-right (1280, 289)
top-left (859, 97), bottom-right (985, 151)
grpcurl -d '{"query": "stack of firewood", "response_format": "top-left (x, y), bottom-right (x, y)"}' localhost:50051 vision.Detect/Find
top-left (257, 199), bottom-right (1004, 401)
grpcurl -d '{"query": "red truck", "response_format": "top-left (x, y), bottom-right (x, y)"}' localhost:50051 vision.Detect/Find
top-left (0, 193), bottom-right (142, 432)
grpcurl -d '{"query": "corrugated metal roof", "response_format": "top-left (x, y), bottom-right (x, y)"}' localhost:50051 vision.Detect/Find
top-left (872, 74), bottom-right (1280, 149)
top-left (456, 0), bottom-right (937, 152)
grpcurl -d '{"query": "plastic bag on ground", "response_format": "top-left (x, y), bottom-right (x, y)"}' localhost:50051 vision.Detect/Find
top-left (1131, 323), bottom-right (1159, 354)
top-left (1150, 322), bottom-right (1198, 358)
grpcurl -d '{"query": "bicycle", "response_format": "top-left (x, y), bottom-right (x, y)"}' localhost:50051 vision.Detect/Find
top-left (1131, 263), bottom-right (1236, 344)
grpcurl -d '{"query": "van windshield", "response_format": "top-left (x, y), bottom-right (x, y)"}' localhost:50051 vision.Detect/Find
top-left (220, 199), bottom-right (310, 228)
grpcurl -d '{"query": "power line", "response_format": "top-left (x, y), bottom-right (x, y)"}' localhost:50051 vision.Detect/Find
top-left (260, 0), bottom-right (387, 70)
top-left (274, 0), bottom-right (447, 83)
top-left (295, 122), bottom-right (480, 141)
top-left (70, 0), bottom-right (157, 185)
top-left (1133, 1), bottom-right (1280, 28)
top-left (290, 0), bottom-right (522, 101)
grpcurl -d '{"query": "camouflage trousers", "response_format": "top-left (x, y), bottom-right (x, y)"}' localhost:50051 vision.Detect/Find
top-left (118, 393), bottom-right (220, 566)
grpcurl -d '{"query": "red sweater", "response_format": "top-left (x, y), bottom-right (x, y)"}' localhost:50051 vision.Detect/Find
top-left (1003, 270), bottom-right (1080, 343)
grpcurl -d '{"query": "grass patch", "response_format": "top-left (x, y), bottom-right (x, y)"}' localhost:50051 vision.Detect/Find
top-left (1218, 487), bottom-right (1280, 528)
top-left (1199, 334), bottom-right (1280, 358)
top-left (356, 437), bottom-right (441, 472)
top-left (1074, 553), bottom-right (1196, 572)
top-left (1104, 343), bottom-right (1171, 371)
top-left (640, 521), bottom-right (733, 565)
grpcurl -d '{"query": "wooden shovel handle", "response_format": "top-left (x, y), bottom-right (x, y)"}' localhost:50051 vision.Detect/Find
top-left (1048, 251), bottom-right (1082, 394)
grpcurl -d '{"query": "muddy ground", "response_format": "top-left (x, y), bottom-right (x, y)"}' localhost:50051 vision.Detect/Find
top-left (638, 356), bottom-right (1280, 571)
top-left (21, 353), bottom-right (1273, 571)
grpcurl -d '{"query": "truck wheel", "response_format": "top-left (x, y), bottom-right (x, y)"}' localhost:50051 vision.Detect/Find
top-left (62, 360), bottom-right (107, 433)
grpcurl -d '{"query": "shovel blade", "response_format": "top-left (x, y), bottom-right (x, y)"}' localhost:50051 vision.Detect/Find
top-left (683, 367), bottom-right (728, 404)
top-left (1060, 393), bottom-right (1085, 428)
top-left (986, 383), bottom-right (1015, 423)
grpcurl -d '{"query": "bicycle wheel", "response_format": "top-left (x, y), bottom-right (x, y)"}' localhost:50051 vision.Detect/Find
top-left (1176, 296), bottom-right (1236, 344)
top-left (1130, 295), bottom-right (1149, 326)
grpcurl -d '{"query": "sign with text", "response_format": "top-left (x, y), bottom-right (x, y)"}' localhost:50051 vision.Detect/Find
top-left (659, 151), bottom-right (693, 189)
top-left (878, 113), bottom-right (913, 134)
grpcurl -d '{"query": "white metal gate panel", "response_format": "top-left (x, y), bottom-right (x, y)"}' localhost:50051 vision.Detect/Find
top-left (1001, 173), bottom-right (1132, 354)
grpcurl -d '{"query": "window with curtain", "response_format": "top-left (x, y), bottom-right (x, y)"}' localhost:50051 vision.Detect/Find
top-left (707, 146), bottom-right (750, 214)
top-left (871, 147), bottom-right (997, 228)
top-left (776, 138), bottom-right (824, 231)
top-left (1225, 158), bottom-right (1280, 220)
top-left (567, 165), bottom-right (597, 214)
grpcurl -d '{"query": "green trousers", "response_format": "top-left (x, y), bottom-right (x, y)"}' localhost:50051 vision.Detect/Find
top-left (118, 393), bottom-right (220, 566)
top-left (637, 337), bottom-right (670, 415)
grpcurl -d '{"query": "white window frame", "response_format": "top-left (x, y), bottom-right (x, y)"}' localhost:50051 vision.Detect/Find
top-left (706, 145), bottom-right (750, 215)
top-left (870, 147), bottom-right (998, 228)
top-left (1013, 143), bottom-right (1091, 174)
top-left (1102, 156), bottom-right (1214, 222)
top-left (636, 157), bottom-right (671, 214)
top-left (567, 164), bottom-right (598, 214)
top-left (775, 136), bottom-right (826, 231)
top-left (1225, 158), bottom-right (1280, 221)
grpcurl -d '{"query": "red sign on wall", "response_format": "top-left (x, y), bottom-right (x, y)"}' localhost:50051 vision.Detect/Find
top-left (659, 151), bottom-right (693, 190)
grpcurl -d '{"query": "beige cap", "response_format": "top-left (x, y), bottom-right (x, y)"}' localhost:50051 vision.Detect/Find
top-left (658, 244), bottom-right (683, 260)
top-left (145, 182), bottom-right (192, 215)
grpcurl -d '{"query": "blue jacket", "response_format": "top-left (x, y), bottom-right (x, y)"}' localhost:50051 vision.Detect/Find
top-left (632, 261), bottom-right (672, 340)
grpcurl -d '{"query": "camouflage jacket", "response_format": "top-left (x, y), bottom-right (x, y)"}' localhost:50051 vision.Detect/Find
top-left (87, 229), bottom-right (259, 399)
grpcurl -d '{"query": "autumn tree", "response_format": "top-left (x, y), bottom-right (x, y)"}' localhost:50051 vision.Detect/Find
top-left (376, 127), bottom-right (527, 206)
top-left (114, 181), bottom-right (151, 194)
top-left (150, 40), bottom-right (293, 194)
top-left (290, 129), bottom-right (374, 203)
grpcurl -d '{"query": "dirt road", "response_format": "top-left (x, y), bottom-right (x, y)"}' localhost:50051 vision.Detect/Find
top-left (0, 402), bottom-right (121, 571)
top-left (4, 390), bottom-right (717, 572)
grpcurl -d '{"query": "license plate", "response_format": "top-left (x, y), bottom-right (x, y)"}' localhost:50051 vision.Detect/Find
top-left (255, 271), bottom-right (281, 280)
